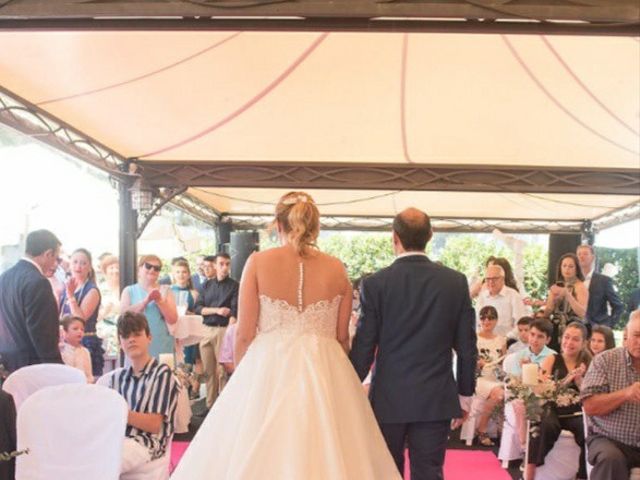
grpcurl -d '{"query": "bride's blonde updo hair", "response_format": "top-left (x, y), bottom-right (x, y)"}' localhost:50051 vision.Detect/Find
top-left (274, 191), bottom-right (320, 257)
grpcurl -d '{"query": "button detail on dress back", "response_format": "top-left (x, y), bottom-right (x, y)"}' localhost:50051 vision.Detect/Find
top-left (297, 262), bottom-right (304, 313)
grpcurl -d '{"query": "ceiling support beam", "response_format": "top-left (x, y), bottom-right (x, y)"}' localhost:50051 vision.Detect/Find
top-left (1, 1), bottom-right (638, 36)
top-left (139, 161), bottom-right (640, 196)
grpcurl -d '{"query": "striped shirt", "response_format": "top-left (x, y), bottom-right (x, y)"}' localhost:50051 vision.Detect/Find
top-left (580, 347), bottom-right (640, 447)
top-left (111, 358), bottom-right (179, 459)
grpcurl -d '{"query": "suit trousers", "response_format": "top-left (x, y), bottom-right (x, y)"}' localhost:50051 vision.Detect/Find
top-left (199, 325), bottom-right (227, 408)
top-left (588, 433), bottom-right (640, 480)
top-left (379, 420), bottom-right (450, 480)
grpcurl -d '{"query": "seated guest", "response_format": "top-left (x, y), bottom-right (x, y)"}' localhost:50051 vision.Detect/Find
top-left (505, 318), bottom-right (556, 376)
top-left (580, 310), bottom-right (640, 480)
top-left (505, 318), bottom-right (556, 449)
top-left (109, 312), bottom-right (179, 474)
top-left (524, 321), bottom-right (591, 480)
top-left (589, 324), bottom-right (616, 357)
top-left (507, 316), bottom-right (533, 354)
top-left (475, 306), bottom-right (506, 446)
top-left (219, 321), bottom-right (237, 378)
top-left (476, 264), bottom-right (528, 339)
top-left (59, 315), bottom-right (93, 382)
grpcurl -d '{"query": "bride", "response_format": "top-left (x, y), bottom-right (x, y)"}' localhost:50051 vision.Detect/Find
top-left (171, 191), bottom-right (401, 479)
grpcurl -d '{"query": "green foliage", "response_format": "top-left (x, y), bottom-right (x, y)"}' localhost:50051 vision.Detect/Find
top-left (437, 235), bottom-right (548, 300)
top-left (437, 236), bottom-right (509, 278)
top-left (522, 243), bottom-right (549, 300)
top-left (595, 246), bottom-right (639, 328)
top-left (319, 234), bottom-right (395, 280)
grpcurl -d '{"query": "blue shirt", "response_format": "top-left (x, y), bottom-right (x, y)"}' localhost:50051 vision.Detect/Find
top-left (506, 345), bottom-right (556, 376)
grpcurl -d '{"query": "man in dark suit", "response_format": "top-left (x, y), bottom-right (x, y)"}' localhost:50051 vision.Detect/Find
top-left (576, 245), bottom-right (624, 328)
top-left (0, 229), bottom-right (63, 373)
top-left (350, 208), bottom-right (477, 480)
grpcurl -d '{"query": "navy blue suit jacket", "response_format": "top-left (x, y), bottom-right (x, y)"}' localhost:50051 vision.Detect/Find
top-left (350, 255), bottom-right (477, 424)
top-left (586, 272), bottom-right (624, 327)
top-left (0, 260), bottom-right (63, 372)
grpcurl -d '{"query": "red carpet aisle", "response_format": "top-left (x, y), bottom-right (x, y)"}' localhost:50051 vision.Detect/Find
top-left (171, 443), bottom-right (511, 479)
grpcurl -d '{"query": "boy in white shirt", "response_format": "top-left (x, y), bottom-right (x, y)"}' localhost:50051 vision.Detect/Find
top-left (59, 315), bottom-right (93, 382)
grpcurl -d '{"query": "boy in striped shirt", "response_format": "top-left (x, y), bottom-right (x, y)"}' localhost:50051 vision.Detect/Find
top-left (111, 311), bottom-right (179, 473)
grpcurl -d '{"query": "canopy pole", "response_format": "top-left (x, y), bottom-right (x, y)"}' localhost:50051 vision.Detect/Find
top-left (118, 163), bottom-right (138, 293)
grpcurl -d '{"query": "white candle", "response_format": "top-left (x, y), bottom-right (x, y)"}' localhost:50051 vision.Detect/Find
top-left (158, 353), bottom-right (175, 370)
top-left (522, 363), bottom-right (538, 385)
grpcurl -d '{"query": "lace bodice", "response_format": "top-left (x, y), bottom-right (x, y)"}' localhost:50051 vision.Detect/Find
top-left (257, 262), bottom-right (341, 339)
top-left (258, 295), bottom-right (341, 339)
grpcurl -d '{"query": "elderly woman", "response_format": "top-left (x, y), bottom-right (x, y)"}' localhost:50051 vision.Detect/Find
top-left (96, 255), bottom-right (121, 357)
top-left (543, 253), bottom-right (589, 352)
top-left (120, 255), bottom-right (178, 359)
top-left (59, 248), bottom-right (104, 377)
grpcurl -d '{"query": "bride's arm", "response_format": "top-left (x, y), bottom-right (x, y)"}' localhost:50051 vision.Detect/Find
top-left (234, 254), bottom-right (259, 366)
top-left (336, 266), bottom-right (353, 355)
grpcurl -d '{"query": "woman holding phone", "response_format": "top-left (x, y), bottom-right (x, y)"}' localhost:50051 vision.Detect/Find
top-left (543, 253), bottom-right (588, 352)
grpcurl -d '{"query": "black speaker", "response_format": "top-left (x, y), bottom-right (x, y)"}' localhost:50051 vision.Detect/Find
top-left (229, 231), bottom-right (259, 281)
top-left (217, 220), bottom-right (232, 253)
top-left (547, 233), bottom-right (582, 286)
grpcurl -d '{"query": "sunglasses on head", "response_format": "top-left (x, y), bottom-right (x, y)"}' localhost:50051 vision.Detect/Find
top-left (143, 262), bottom-right (161, 272)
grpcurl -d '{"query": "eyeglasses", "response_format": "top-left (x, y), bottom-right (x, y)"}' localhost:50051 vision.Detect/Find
top-left (143, 262), bottom-right (161, 272)
top-left (479, 316), bottom-right (497, 321)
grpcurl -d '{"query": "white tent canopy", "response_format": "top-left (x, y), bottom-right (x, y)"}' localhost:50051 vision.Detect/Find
top-left (0, 30), bottom-right (638, 230)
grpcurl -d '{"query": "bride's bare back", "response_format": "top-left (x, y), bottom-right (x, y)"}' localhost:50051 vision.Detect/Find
top-left (235, 245), bottom-right (353, 364)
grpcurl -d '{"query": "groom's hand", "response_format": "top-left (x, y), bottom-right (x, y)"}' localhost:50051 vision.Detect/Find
top-left (450, 409), bottom-right (469, 430)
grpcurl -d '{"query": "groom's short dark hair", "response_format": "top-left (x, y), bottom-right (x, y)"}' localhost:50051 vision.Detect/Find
top-left (393, 209), bottom-right (432, 251)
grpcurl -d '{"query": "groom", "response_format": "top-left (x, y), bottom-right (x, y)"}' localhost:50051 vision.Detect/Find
top-left (350, 208), bottom-right (477, 480)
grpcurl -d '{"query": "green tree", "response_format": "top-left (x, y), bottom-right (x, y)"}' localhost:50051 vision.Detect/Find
top-left (437, 236), bottom-right (509, 279)
top-left (319, 234), bottom-right (395, 280)
top-left (595, 246), bottom-right (639, 328)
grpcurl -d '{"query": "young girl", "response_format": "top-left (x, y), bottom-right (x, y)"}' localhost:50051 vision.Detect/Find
top-left (475, 305), bottom-right (507, 446)
top-left (60, 315), bottom-right (94, 382)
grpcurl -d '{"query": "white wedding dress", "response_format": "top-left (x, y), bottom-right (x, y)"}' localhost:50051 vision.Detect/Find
top-left (170, 265), bottom-right (401, 480)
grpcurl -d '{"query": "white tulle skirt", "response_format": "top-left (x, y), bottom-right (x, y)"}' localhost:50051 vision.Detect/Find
top-left (170, 331), bottom-right (401, 479)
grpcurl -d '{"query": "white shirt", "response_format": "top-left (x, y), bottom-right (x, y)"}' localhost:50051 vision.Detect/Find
top-left (476, 285), bottom-right (528, 338)
top-left (60, 343), bottom-right (93, 382)
top-left (583, 268), bottom-right (594, 290)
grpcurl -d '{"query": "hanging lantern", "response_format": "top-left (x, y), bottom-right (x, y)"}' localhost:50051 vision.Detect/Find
top-left (130, 178), bottom-right (153, 211)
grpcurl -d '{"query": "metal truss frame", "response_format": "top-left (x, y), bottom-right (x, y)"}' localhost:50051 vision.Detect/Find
top-left (1, 0), bottom-right (638, 36)
top-left (140, 161), bottom-right (640, 196)
top-left (227, 213), bottom-right (588, 234)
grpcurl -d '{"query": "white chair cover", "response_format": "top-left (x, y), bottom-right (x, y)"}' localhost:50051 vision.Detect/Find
top-left (16, 383), bottom-right (127, 480)
top-left (459, 396), bottom-right (498, 446)
top-left (119, 443), bottom-right (171, 480)
top-left (96, 368), bottom-right (125, 388)
top-left (524, 419), bottom-right (580, 480)
top-left (2, 363), bottom-right (86, 411)
top-left (498, 401), bottom-right (524, 467)
top-left (502, 352), bottom-right (520, 376)
top-left (174, 385), bottom-right (191, 434)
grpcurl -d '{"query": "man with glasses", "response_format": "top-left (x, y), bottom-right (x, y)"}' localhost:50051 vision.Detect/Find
top-left (0, 229), bottom-right (64, 372)
top-left (476, 264), bottom-right (528, 339)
